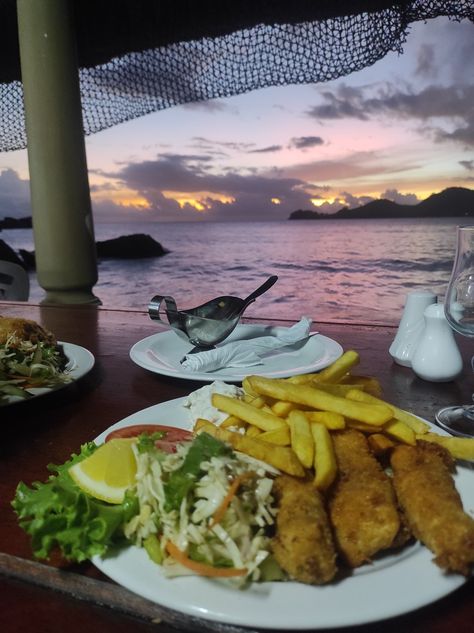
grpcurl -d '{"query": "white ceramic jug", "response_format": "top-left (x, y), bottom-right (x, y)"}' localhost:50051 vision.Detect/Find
top-left (389, 291), bottom-right (437, 367)
top-left (411, 303), bottom-right (463, 382)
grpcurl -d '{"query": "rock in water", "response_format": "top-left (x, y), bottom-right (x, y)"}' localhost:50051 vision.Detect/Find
top-left (0, 239), bottom-right (26, 268)
top-left (96, 234), bottom-right (169, 259)
top-left (16, 233), bottom-right (170, 269)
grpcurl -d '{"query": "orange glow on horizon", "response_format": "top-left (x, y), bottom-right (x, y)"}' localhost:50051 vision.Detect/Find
top-left (176, 198), bottom-right (206, 211)
top-left (119, 196), bottom-right (151, 209)
top-left (164, 191), bottom-right (235, 211)
top-left (311, 197), bottom-right (344, 207)
top-left (92, 187), bottom-right (152, 209)
top-left (90, 179), bottom-right (453, 217)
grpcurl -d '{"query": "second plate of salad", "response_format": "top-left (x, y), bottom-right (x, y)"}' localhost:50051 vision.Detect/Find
top-left (1, 341), bottom-right (95, 407)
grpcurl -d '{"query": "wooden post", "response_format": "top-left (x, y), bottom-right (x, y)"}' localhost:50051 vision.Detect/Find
top-left (17, 0), bottom-right (100, 304)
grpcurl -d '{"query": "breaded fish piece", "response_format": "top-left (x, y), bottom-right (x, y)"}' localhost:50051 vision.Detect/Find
top-left (391, 441), bottom-right (474, 575)
top-left (271, 475), bottom-right (337, 584)
top-left (327, 429), bottom-right (401, 567)
top-left (0, 316), bottom-right (56, 345)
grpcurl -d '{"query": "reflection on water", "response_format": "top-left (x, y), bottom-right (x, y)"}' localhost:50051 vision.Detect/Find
top-left (3, 218), bottom-right (462, 325)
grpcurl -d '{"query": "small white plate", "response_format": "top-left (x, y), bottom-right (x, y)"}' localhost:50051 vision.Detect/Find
top-left (1, 342), bottom-right (95, 406)
top-left (130, 324), bottom-right (343, 382)
top-left (92, 398), bottom-right (473, 630)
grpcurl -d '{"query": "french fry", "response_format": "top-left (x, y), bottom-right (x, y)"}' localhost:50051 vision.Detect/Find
top-left (382, 419), bottom-right (416, 445)
top-left (195, 419), bottom-right (306, 477)
top-left (220, 415), bottom-right (246, 429)
top-left (211, 393), bottom-right (287, 432)
top-left (271, 400), bottom-right (301, 417)
top-left (339, 375), bottom-right (382, 397)
top-left (345, 388), bottom-right (430, 434)
top-left (391, 408), bottom-right (431, 435)
top-left (286, 372), bottom-right (322, 385)
top-left (242, 377), bottom-right (258, 397)
top-left (347, 413), bottom-right (415, 445)
top-left (367, 433), bottom-right (396, 456)
top-left (258, 426), bottom-right (291, 446)
top-left (416, 432), bottom-right (474, 461)
top-left (315, 350), bottom-right (362, 384)
top-left (248, 375), bottom-right (392, 425)
top-left (194, 418), bottom-right (211, 432)
top-left (246, 424), bottom-right (262, 437)
top-left (346, 419), bottom-right (380, 433)
top-left (287, 350), bottom-right (360, 385)
top-left (311, 422), bottom-right (337, 490)
top-left (304, 410), bottom-right (346, 430)
top-left (307, 383), bottom-right (372, 397)
top-left (315, 350), bottom-right (360, 383)
top-left (288, 410), bottom-right (314, 468)
top-left (243, 393), bottom-right (267, 408)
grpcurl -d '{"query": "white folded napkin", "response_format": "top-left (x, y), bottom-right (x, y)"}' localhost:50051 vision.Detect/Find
top-left (181, 316), bottom-right (313, 373)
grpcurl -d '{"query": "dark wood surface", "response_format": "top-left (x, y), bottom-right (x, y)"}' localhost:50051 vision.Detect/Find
top-left (1, 301), bottom-right (473, 633)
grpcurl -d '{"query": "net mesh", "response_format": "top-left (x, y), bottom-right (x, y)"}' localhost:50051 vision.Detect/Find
top-left (0, 0), bottom-right (473, 152)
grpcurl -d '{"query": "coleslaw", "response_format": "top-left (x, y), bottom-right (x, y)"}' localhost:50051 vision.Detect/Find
top-left (125, 432), bottom-right (279, 585)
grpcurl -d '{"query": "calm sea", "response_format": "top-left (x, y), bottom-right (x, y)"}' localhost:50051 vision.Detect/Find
top-left (2, 218), bottom-right (470, 325)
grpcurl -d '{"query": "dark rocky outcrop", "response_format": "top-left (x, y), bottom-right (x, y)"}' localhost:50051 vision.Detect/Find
top-left (289, 187), bottom-right (474, 220)
top-left (0, 239), bottom-right (26, 268)
top-left (96, 233), bottom-right (169, 259)
top-left (18, 249), bottom-right (35, 269)
top-left (12, 233), bottom-right (170, 269)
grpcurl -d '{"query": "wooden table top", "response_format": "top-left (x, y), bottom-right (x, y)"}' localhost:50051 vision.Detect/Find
top-left (1, 301), bottom-right (473, 633)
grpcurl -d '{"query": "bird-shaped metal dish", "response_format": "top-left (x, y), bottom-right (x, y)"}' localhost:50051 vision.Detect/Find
top-left (148, 275), bottom-right (278, 350)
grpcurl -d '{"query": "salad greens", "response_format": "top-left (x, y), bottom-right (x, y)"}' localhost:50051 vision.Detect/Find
top-left (13, 432), bottom-right (281, 584)
top-left (12, 443), bottom-right (138, 561)
top-left (1, 333), bottom-right (71, 404)
top-left (163, 432), bottom-right (231, 511)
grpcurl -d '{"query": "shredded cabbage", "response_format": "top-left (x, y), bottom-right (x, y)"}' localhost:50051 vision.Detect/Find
top-left (125, 433), bottom-right (278, 585)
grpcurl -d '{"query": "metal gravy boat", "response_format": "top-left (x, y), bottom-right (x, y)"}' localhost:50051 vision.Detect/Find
top-left (148, 275), bottom-right (278, 349)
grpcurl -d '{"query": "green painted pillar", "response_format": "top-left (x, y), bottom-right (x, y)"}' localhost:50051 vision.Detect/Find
top-left (17, 0), bottom-right (100, 304)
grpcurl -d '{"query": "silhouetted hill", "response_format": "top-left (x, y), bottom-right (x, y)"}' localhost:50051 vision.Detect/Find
top-left (289, 187), bottom-right (474, 220)
top-left (0, 216), bottom-right (32, 229)
top-left (416, 187), bottom-right (474, 216)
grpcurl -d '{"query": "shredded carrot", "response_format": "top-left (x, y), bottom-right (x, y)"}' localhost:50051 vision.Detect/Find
top-left (165, 541), bottom-right (247, 577)
top-left (209, 472), bottom-right (254, 528)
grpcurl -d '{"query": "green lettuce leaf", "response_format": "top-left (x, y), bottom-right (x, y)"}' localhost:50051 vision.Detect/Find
top-left (12, 442), bottom-right (138, 562)
top-left (163, 432), bottom-right (231, 511)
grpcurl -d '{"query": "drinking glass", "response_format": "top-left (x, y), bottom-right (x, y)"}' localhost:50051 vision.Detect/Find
top-left (436, 225), bottom-right (474, 437)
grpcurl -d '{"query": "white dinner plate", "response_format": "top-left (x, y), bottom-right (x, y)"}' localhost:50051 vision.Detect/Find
top-left (92, 397), bottom-right (473, 630)
top-left (130, 324), bottom-right (343, 382)
top-left (1, 342), bottom-right (95, 406)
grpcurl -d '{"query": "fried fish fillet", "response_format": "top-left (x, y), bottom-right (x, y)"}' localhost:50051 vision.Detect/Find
top-left (0, 316), bottom-right (56, 345)
top-left (327, 429), bottom-right (401, 567)
top-left (391, 441), bottom-right (474, 575)
top-left (271, 475), bottom-right (338, 584)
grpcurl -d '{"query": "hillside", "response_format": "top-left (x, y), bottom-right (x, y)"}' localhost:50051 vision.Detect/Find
top-left (289, 187), bottom-right (474, 220)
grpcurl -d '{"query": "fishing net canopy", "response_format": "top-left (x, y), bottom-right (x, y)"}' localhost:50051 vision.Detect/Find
top-left (0, 0), bottom-right (473, 152)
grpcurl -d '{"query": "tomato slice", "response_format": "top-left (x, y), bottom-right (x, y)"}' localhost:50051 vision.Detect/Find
top-left (105, 424), bottom-right (193, 453)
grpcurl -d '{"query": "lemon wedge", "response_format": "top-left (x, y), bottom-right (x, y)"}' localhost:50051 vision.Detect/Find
top-left (69, 438), bottom-right (137, 504)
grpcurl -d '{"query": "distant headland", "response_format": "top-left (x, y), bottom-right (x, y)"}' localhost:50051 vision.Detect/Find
top-left (289, 187), bottom-right (474, 220)
top-left (0, 216), bottom-right (32, 229)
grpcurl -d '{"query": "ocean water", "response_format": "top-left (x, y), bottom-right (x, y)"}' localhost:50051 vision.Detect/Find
top-left (1, 218), bottom-right (468, 325)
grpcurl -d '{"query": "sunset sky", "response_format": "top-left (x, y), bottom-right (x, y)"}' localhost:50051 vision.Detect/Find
top-left (1, 15), bottom-right (473, 223)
